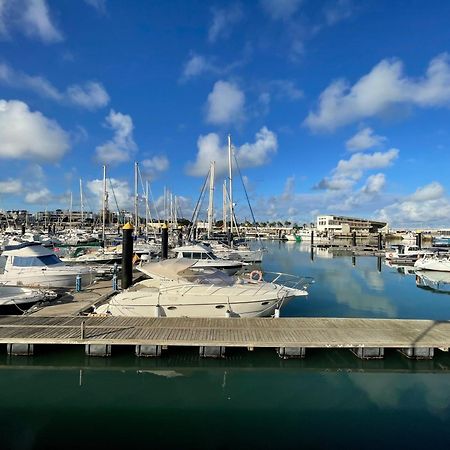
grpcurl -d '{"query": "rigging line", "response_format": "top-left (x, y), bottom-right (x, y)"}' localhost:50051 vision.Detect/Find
top-left (188, 167), bottom-right (210, 241)
top-left (233, 152), bottom-right (264, 247)
top-left (108, 177), bottom-right (122, 224)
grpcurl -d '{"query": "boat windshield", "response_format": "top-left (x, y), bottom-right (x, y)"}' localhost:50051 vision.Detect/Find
top-left (12, 255), bottom-right (62, 267)
top-left (180, 268), bottom-right (234, 286)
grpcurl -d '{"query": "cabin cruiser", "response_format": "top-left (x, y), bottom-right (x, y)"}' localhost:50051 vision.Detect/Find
top-left (60, 246), bottom-right (122, 265)
top-left (0, 242), bottom-right (93, 288)
top-left (172, 243), bottom-right (243, 275)
top-left (203, 241), bottom-right (264, 264)
top-left (414, 253), bottom-right (450, 272)
top-left (95, 259), bottom-right (311, 318)
top-left (385, 245), bottom-right (430, 260)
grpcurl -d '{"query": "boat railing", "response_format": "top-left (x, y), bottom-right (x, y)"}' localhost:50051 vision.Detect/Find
top-left (262, 271), bottom-right (314, 291)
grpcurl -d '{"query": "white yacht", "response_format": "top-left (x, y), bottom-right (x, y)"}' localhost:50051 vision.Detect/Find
top-left (385, 245), bottom-right (429, 260)
top-left (416, 270), bottom-right (450, 293)
top-left (414, 253), bottom-right (450, 272)
top-left (0, 243), bottom-right (93, 288)
top-left (203, 241), bottom-right (264, 264)
top-left (172, 243), bottom-right (243, 275)
top-left (0, 286), bottom-right (53, 306)
top-left (95, 259), bottom-right (310, 318)
top-left (60, 246), bottom-right (122, 265)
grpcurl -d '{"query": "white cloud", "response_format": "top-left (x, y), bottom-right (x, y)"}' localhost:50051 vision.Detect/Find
top-left (0, 178), bottom-right (22, 194)
top-left (362, 173), bottom-right (386, 194)
top-left (304, 53), bottom-right (450, 132)
top-left (0, 62), bottom-right (110, 110)
top-left (323, 0), bottom-right (354, 25)
top-left (182, 54), bottom-right (216, 80)
top-left (141, 156), bottom-right (170, 180)
top-left (66, 82), bottom-right (110, 109)
top-left (205, 80), bottom-right (245, 125)
top-left (84, 0), bottom-right (106, 14)
top-left (95, 110), bottom-right (137, 165)
top-left (316, 149), bottom-right (398, 191)
top-left (346, 127), bottom-right (386, 152)
top-left (186, 126), bottom-right (277, 177)
top-left (22, 0), bottom-right (63, 43)
top-left (86, 178), bottom-right (132, 210)
top-left (260, 0), bottom-right (302, 20)
top-left (25, 187), bottom-right (51, 204)
top-left (378, 182), bottom-right (450, 226)
top-left (0, 99), bottom-right (69, 161)
top-left (208, 4), bottom-right (243, 43)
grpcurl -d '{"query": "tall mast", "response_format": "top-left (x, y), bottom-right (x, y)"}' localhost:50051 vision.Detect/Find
top-left (102, 165), bottom-right (106, 244)
top-left (134, 161), bottom-right (139, 228)
top-left (69, 191), bottom-right (73, 228)
top-left (222, 179), bottom-right (227, 232)
top-left (228, 134), bottom-right (233, 234)
top-left (163, 186), bottom-right (167, 223)
top-left (145, 180), bottom-right (149, 240)
top-left (79, 178), bottom-right (84, 226)
top-left (207, 161), bottom-right (215, 238)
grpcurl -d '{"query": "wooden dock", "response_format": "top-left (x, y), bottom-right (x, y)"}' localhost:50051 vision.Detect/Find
top-left (1, 316), bottom-right (449, 359)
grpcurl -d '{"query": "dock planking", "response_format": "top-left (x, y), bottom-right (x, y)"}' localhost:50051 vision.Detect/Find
top-left (0, 316), bottom-right (449, 355)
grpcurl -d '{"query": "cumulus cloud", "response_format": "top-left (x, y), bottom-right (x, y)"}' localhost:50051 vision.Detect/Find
top-left (0, 0), bottom-right (62, 43)
top-left (0, 99), bottom-right (69, 161)
top-left (304, 53), bottom-right (450, 132)
top-left (95, 110), bottom-right (137, 165)
top-left (260, 0), bottom-right (302, 20)
top-left (25, 187), bottom-right (51, 204)
top-left (378, 182), bottom-right (450, 226)
top-left (205, 80), bottom-right (245, 125)
top-left (84, 0), bottom-right (107, 14)
top-left (186, 126), bottom-right (277, 177)
top-left (86, 178), bottom-right (132, 210)
top-left (208, 4), bottom-right (243, 43)
top-left (181, 54), bottom-right (215, 80)
top-left (0, 62), bottom-right (110, 110)
top-left (316, 149), bottom-right (398, 191)
top-left (141, 156), bottom-right (170, 180)
top-left (346, 127), bottom-right (386, 152)
top-left (0, 178), bottom-right (22, 194)
top-left (361, 173), bottom-right (386, 194)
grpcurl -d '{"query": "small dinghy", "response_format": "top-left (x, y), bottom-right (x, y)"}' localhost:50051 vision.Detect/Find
top-left (0, 286), bottom-right (48, 306)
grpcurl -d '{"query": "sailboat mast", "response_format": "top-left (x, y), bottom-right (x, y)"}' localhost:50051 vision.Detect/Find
top-left (102, 165), bottom-right (106, 244)
top-left (134, 162), bottom-right (139, 229)
top-left (79, 178), bottom-right (84, 226)
top-left (207, 161), bottom-right (215, 238)
top-left (222, 179), bottom-right (227, 232)
top-left (69, 191), bottom-right (73, 228)
top-left (228, 134), bottom-right (233, 234)
top-left (145, 180), bottom-right (149, 240)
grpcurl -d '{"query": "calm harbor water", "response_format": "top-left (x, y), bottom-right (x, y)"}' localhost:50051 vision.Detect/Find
top-left (2, 241), bottom-right (450, 449)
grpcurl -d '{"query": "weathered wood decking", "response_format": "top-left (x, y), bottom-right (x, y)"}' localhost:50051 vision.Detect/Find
top-left (0, 316), bottom-right (449, 352)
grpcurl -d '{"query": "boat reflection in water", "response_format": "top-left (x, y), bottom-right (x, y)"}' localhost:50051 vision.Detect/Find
top-left (416, 270), bottom-right (450, 294)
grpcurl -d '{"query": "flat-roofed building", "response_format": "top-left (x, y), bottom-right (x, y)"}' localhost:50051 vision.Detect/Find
top-left (316, 215), bottom-right (388, 234)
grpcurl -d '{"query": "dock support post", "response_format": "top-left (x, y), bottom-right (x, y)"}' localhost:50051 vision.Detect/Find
top-left (85, 344), bottom-right (112, 357)
top-left (398, 347), bottom-right (433, 359)
top-left (7, 343), bottom-right (34, 356)
top-left (80, 320), bottom-right (86, 339)
top-left (352, 231), bottom-right (357, 247)
top-left (199, 346), bottom-right (225, 358)
top-left (122, 222), bottom-right (134, 289)
top-left (310, 230), bottom-right (314, 246)
top-left (135, 345), bottom-right (162, 357)
top-left (161, 223), bottom-right (168, 259)
top-left (416, 233), bottom-right (423, 250)
top-left (378, 233), bottom-right (383, 250)
top-left (277, 347), bottom-right (306, 359)
top-left (350, 347), bottom-right (384, 359)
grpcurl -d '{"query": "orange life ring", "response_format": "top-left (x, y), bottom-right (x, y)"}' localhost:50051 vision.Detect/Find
top-left (388, 253), bottom-right (394, 258)
top-left (249, 270), bottom-right (263, 282)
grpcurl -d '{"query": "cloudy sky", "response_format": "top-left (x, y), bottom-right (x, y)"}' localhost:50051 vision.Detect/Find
top-left (1, 0), bottom-right (450, 227)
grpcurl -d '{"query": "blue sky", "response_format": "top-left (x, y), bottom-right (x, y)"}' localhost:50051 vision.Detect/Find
top-left (1, 0), bottom-right (450, 227)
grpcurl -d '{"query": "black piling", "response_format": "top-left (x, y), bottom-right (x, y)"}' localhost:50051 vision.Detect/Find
top-left (377, 233), bottom-right (383, 250)
top-left (161, 224), bottom-right (169, 259)
top-left (352, 255), bottom-right (356, 266)
top-left (377, 256), bottom-right (382, 273)
top-left (416, 232), bottom-right (423, 249)
top-left (310, 230), bottom-right (314, 246)
top-left (21, 224), bottom-right (25, 235)
top-left (352, 231), bottom-right (357, 247)
top-left (122, 223), bottom-right (134, 289)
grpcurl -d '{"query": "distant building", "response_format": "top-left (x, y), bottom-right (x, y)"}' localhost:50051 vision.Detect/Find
top-left (316, 215), bottom-right (388, 234)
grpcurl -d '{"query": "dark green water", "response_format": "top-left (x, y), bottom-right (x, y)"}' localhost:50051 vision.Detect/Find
top-left (2, 241), bottom-right (450, 449)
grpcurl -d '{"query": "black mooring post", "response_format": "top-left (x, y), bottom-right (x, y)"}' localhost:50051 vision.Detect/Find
top-left (378, 233), bottom-right (383, 250)
top-left (122, 223), bottom-right (134, 289)
top-left (377, 256), bottom-right (382, 273)
top-left (21, 224), bottom-right (25, 235)
top-left (310, 230), bottom-right (314, 246)
top-left (352, 231), bottom-right (357, 247)
top-left (417, 232), bottom-right (423, 250)
top-left (161, 224), bottom-right (169, 259)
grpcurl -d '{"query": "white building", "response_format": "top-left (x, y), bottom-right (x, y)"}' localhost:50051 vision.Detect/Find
top-left (316, 215), bottom-right (388, 234)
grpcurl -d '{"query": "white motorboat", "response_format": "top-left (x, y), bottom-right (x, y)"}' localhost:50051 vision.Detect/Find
top-left (95, 258), bottom-right (310, 318)
top-left (0, 286), bottom-right (51, 306)
top-left (414, 253), bottom-right (450, 272)
top-left (60, 246), bottom-right (122, 265)
top-left (172, 243), bottom-right (243, 275)
top-left (415, 270), bottom-right (450, 294)
top-left (0, 242), bottom-right (94, 288)
top-left (385, 245), bottom-right (429, 260)
top-left (203, 241), bottom-right (264, 264)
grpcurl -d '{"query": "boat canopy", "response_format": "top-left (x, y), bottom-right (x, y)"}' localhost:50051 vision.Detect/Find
top-left (3, 242), bottom-right (55, 257)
